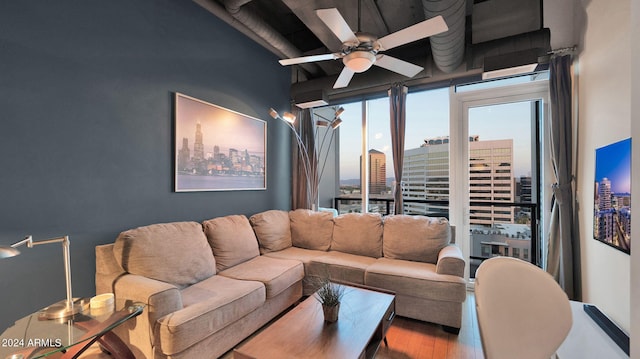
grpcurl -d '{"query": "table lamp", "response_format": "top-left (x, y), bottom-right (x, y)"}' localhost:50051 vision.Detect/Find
top-left (0, 235), bottom-right (85, 319)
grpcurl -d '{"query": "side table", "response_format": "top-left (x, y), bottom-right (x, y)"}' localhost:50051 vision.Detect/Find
top-left (0, 299), bottom-right (144, 359)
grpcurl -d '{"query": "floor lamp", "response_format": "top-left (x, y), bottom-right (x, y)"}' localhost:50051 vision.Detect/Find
top-left (0, 235), bottom-right (85, 319)
top-left (269, 107), bottom-right (344, 209)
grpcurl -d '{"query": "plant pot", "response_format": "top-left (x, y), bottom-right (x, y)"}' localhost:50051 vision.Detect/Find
top-left (322, 303), bottom-right (340, 323)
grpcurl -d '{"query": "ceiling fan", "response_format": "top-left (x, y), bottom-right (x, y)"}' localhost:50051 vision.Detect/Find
top-left (279, 7), bottom-right (448, 89)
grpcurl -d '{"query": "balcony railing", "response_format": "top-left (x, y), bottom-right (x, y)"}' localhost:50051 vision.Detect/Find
top-left (333, 196), bottom-right (539, 277)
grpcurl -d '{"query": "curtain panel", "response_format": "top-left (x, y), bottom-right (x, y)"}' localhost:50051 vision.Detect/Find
top-left (291, 108), bottom-right (318, 210)
top-left (546, 54), bottom-right (579, 300)
top-left (389, 84), bottom-right (408, 215)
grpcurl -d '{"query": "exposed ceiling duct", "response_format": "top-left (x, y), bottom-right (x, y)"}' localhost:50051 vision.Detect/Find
top-left (195, 0), bottom-right (550, 104)
top-left (195, 0), bottom-right (324, 77)
top-left (423, 0), bottom-right (466, 73)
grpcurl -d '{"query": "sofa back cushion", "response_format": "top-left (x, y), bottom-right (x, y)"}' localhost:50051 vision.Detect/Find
top-left (203, 215), bottom-right (260, 272)
top-left (289, 209), bottom-right (333, 251)
top-left (332, 213), bottom-right (383, 258)
top-left (383, 215), bottom-right (451, 264)
top-left (249, 210), bottom-right (292, 254)
top-left (114, 222), bottom-right (215, 288)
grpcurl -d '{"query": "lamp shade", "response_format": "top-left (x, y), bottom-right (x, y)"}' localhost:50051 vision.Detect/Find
top-left (282, 112), bottom-right (296, 124)
top-left (268, 108), bottom-right (279, 119)
top-left (343, 51), bottom-right (376, 73)
top-left (0, 235), bottom-right (83, 319)
top-left (0, 246), bottom-right (20, 259)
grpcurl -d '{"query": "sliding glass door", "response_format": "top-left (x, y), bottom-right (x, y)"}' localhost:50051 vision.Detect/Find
top-left (450, 79), bottom-right (550, 281)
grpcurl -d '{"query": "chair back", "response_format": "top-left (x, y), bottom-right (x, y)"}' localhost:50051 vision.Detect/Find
top-left (475, 257), bottom-right (572, 359)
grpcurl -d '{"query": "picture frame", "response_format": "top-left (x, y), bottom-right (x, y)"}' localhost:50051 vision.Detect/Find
top-left (174, 93), bottom-right (266, 192)
top-left (593, 137), bottom-right (631, 254)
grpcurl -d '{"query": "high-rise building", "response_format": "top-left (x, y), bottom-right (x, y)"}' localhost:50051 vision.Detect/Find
top-left (598, 177), bottom-right (612, 210)
top-left (362, 149), bottom-right (386, 195)
top-left (193, 122), bottom-right (204, 160)
top-left (178, 138), bottom-right (190, 171)
top-left (595, 177), bottom-right (614, 241)
top-left (469, 138), bottom-right (514, 224)
top-left (516, 176), bottom-right (532, 203)
top-left (403, 141), bottom-right (449, 216)
top-left (401, 136), bottom-right (515, 223)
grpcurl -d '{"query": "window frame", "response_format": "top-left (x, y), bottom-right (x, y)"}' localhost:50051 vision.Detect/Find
top-left (450, 79), bottom-right (551, 282)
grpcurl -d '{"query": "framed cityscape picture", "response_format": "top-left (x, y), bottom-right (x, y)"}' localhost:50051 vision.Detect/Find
top-left (593, 137), bottom-right (631, 254)
top-left (174, 93), bottom-right (266, 192)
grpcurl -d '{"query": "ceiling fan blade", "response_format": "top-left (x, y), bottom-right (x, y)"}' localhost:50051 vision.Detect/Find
top-left (316, 8), bottom-right (359, 44)
top-left (279, 53), bottom-right (340, 66)
top-left (378, 15), bottom-right (448, 51)
top-left (374, 55), bottom-right (423, 77)
top-left (333, 67), bottom-right (355, 89)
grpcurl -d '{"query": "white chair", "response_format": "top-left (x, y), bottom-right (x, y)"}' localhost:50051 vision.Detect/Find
top-left (475, 257), bottom-right (572, 359)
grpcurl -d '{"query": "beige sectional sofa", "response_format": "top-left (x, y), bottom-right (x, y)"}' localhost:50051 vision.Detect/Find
top-left (257, 210), bottom-right (467, 332)
top-left (95, 210), bottom-right (466, 359)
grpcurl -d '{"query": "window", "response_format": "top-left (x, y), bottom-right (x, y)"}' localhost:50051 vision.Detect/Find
top-left (335, 102), bottom-right (363, 212)
top-left (331, 74), bottom-right (550, 283)
top-left (402, 88), bottom-right (450, 216)
top-left (452, 77), bottom-right (549, 281)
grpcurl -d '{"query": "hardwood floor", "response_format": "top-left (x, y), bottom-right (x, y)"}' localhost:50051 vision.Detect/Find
top-left (80, 292), bottom-right (483, 359)
top-left (376, 292), bottom-right (484, 359)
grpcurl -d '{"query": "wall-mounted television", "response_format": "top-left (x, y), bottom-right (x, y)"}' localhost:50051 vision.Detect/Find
top-left (593, 137), bottom-right (631, 254)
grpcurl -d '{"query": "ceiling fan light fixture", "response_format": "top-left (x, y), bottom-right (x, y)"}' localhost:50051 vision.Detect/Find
top-left (343, 51), bottom-right (376, 73)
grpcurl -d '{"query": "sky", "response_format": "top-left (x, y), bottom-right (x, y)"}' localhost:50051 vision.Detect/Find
top-left (595, 137), bottom-right (632, 194)
top-left (176, 94), bottom-right (266, 157)
top-left (337, 87), bottom-right (534, 180)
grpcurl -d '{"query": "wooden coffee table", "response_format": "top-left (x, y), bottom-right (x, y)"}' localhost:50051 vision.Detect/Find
top-left (234, 284), bottom-right (395, 359)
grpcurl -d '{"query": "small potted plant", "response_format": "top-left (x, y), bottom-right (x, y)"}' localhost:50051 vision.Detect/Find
top-left (314, 278), bottom-right (345, 323)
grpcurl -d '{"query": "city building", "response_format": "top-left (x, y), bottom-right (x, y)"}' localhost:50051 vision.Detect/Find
top-left (401, 136), bottom-right (515, 224)
top-left (0, 0), bottom-right (636, 350)
top-left (594, 178), bottom-right (614, 241)
top-left (402, 140), bottom-right (450, 216)
top-left (516, 176), bottom-right (532, 203)
top-left (363, 149), bottom-right (387, 195)
top-left (469, 138), bottom-right (515, 224)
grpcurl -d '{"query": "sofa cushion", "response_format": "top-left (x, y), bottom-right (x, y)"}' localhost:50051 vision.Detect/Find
top-left (331, 213), bottom-right (383, 258)
top-left (263, 246), bottom-right (326, 265)
top-left (203, 215), bottom-right (260, 272)
top-left (158, 275), bottom-right (265, 355)
top-left (289, 209), bottom-right (333, 251)
top-left (383, 215), bottom-right (451, 264)
top-left (219, 256), bottom-right (304, 298)
top-left (307, 251), bottom-right (378, 285)
top-left (263, 247), bottom-right (328, 295)
top-left (365, 257), bottom-right (466, 303)
top-left (114, 222), bottom-right (215, 288)
top-left (249, 210), bottom-right (292, 254)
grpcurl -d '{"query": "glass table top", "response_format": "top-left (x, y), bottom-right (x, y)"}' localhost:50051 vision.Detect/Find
top-left (0, 298), bottom-right (144, 359)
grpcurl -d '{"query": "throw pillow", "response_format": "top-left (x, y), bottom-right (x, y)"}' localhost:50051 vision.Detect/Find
top-left (203, 215), bottom-right (260, 272)
top-left (332, 213), bottom-right (383, 258)
top-left (114, 221), bottom-right (216, 289)
top-left (383, 215), bottom-right (451, 264)
top-left (289, 209), bottom-right (333, 251)
top-left (249, 210), bottom-right (292, 254)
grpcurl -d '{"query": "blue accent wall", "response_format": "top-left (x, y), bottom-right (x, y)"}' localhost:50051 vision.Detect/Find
top-left (0, 0), bottom-right (292, 329)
